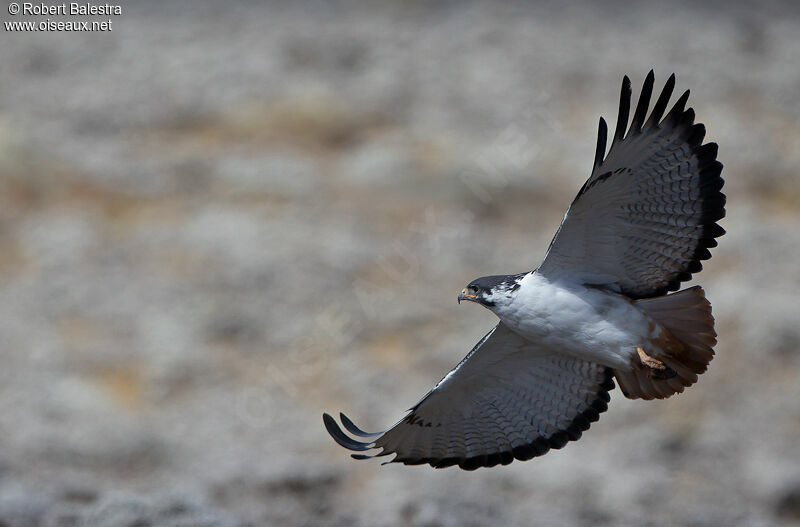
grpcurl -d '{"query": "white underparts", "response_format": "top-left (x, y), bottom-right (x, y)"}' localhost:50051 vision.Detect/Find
top-left (489, 272), bottom-right (654, 370)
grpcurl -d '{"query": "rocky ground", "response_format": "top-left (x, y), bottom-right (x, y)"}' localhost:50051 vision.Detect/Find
top-left (1, 1), bottom-right (799, 525)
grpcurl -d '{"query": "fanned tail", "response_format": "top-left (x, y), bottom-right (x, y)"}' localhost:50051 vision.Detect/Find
top-left (615, 286), bottom-right (716, 400)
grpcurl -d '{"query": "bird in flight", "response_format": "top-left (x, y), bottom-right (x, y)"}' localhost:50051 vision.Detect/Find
top-left (323, 71), bottom-right (725, 470)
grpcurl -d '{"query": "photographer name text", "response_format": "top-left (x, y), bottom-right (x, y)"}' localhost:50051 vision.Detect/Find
top-left (14, 3), bottom-right (121, 16)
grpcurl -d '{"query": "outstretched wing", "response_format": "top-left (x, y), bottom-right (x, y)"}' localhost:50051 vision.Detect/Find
top-left (536, 71), bottom-right (725, 298)
top-left (323, 324), bottom-right (614, 470)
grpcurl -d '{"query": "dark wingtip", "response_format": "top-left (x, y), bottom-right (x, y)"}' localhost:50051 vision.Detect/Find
top-left (323, 413), bottom-right (375, 451)
top-left (646, 73), bottom-right (676, 127)
top-left (668, 89), bottom-right (691, 123)
top-left (340, 412), bottom-right (382, 438)
top-left (613, 76), bottom-right (632, 144)
top-left (629, 70), bottom-right (655, 134)
top-left (594, 117), bottom-right (608, 168)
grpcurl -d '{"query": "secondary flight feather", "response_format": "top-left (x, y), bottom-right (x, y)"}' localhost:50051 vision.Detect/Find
top-left (323, 71), bottom-right (725, 470)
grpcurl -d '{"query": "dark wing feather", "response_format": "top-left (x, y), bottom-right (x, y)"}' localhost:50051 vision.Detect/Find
top-left (646, 73), bottom-right (675, 127)
top-left (612, 75), bottom-right (631, 144)
top-left (323, 324), bottom-right (613, 470)
top-left (537, 71), bottom-right (725, 298)
top-left (629, 70), bottom-right (654, 134)
top-left (593, 117), bottom-right (608, 170)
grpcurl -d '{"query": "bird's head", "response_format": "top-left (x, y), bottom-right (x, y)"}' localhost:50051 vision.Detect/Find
top-left (458, 274), bottom-right (522, 309)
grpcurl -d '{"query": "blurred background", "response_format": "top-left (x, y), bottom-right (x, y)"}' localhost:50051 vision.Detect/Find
top-left (1, 1), bottom-right (799, 525)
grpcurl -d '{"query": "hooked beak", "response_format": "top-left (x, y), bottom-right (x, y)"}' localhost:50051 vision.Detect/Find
top-left (458, 288), bottom-right (477, 304)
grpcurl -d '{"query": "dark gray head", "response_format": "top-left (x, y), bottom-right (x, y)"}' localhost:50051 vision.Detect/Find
top-left (458, 273), bottom-right (525, 308)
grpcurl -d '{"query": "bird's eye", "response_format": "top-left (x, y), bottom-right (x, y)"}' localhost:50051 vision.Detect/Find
top-left (469, 286), bottom-right (480, 294)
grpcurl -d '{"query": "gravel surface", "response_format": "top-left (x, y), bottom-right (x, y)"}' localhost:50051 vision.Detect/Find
top-left (1, 1), bottom-right (799, 525)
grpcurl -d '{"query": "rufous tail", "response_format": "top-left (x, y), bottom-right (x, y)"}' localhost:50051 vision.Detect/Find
top-left (614, 286), bottom-right (716, 400)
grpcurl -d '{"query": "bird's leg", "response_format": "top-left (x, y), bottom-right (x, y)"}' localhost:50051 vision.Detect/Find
top-left (636, 346), bottom-right (677, 380)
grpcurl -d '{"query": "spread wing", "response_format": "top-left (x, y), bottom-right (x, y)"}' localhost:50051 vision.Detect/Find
top-left (323, 324), bottom-right (614, 470)
top-left (536, 71), bottom-right (725, 298)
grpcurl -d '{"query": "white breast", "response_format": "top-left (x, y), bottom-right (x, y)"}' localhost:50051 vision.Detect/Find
top-left (489, 273), bottom-right (652, 370)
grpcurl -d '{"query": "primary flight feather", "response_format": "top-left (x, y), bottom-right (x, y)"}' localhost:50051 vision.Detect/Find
top-left (323, 71), bottom-right (725, 470)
